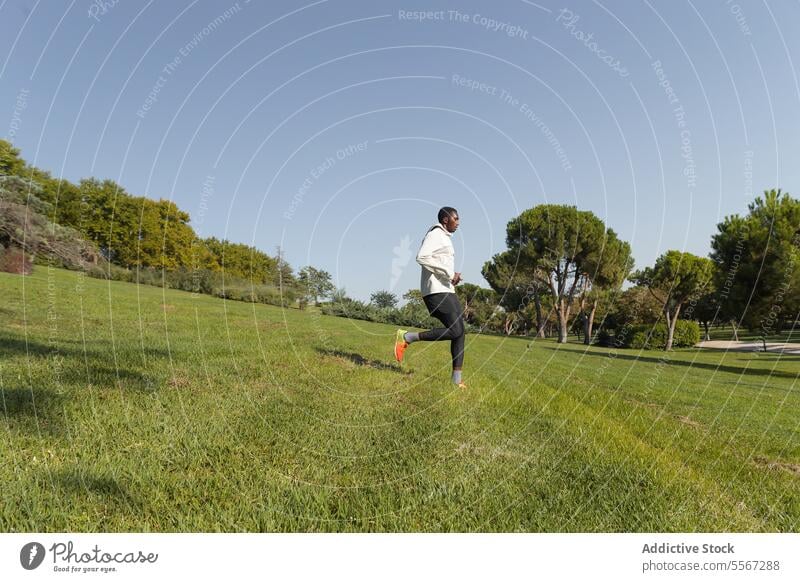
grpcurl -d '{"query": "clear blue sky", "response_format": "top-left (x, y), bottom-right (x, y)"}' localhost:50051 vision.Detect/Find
top-left (2, 0), bottom-right (799, 301)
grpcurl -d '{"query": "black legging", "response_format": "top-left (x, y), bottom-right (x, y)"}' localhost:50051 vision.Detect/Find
top-left (420, 292), bottom-right (465, 369)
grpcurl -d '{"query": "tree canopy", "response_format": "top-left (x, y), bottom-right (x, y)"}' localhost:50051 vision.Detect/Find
top-left (494, 204), bottom-right (633, 343)
top-left (711, 189), bottom-right (800, 335)
top-left (370, 290), bottom-right (398, 309)
top-left (631, 250), bottom-right (714, 350)
top-left (298, 266), bottom-right (335, 304)
top-left (0, 138), bottom-right (300, 301)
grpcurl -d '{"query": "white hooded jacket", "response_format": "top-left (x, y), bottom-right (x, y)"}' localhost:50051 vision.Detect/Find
top-left (416, 224), bottom-right (455, 296)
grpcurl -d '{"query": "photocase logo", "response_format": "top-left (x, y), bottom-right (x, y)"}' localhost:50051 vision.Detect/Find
top-left (20, 542), bottom-right (46, 570)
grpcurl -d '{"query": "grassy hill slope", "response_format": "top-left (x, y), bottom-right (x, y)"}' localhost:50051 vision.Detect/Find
top-left (0, 268), bottom-right (798, 531)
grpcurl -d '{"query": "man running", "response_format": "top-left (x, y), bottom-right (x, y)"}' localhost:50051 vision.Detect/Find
top-left (394, 206), bottom-right (467, 388)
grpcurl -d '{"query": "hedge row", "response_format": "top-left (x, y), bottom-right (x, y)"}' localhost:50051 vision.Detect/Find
top-left (321, 299), bottom-right (440, 329)
top-left (85, 265), bottom-right (294, 307)
top-left (598, 320), bottom-right (700, 349)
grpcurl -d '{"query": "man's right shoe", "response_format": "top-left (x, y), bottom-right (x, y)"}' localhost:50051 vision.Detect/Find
top-left (394, 329), bottom-right (409, 363)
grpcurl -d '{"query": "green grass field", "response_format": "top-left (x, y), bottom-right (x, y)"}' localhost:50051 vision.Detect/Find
top-left (1, 268), bottom-right (798, 532)
top-left (705, 326), bottom-right (798, 344)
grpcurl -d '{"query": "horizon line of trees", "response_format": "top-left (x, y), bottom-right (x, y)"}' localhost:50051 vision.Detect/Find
top-left (4, 138), bottom-right (798, 349)
top-left (0, 139), bottom-right (333, 307)
top-left (347, 190), bottom-right (798, 351)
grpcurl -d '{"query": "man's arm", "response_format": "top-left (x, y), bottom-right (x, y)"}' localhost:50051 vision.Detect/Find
top-left (416, 228), bottom-right (454, 280)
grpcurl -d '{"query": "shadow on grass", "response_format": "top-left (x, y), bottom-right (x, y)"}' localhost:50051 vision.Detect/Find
top-left (736, 354), bottom-right (800, 362)
top-left (315, 347), bottom-right (412, 375)
top-left (0, 387), bottom-right (65, 435)
top-left (0, 336), bottom-right (61, 358)
top-left (0, 334), bottom-right (170, 359)
top-left (0, 333), bottom-right (166, 392)
top-left (543, 345), bottom-right (800, 380)
top-left (53, 468), bottom-right (140, 509)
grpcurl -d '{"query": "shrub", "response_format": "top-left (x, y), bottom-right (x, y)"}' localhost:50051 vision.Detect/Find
top-left (320, 299), bottom-right (440, 329)
top-left (595, 328), bottom-right (614, 347)
top-left (254, 285), bottom-right (290, 307)
top-left (85, 264), bottom-right (110, 280)
top-left (618, 321), bottom-right (700, 349)
top-left (1, 177), bottom-right (105, 271)
top-left (672, 320), bottom-right (701, 347)
top-left (628, 326), bottom-right (665, 350)
top-left (85, 265), bottom-right (291, 307)
top-left (321, 299), bottom-right (379, 322)
top-left (0, 246), bottom-right (32, 274)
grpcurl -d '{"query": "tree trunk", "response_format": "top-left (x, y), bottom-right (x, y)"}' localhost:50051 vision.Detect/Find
top-left (702, 321), bottom-right (710, 341)
top-left (557, 303), bottom-right (568, 343)
top-left (534, 289), bottom-right (546, 338)
top-left (731, 320), bottom-right (739, 341)
top-left (504, 313), bottom-right (516, 336)
top-left (664, 305), bottom-right (681, 351)
top-left (664, 310), bottom-right (674, 351)
top-left (583, 300), bottom-right (597, 345)
top-left (581, 313), bottom-right (589, 344)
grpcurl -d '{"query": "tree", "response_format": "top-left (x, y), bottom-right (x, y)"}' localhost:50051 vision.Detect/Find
top-left (331, 287), bottom-right (349, 303)
top-left (204, 237), bottom-right (280, 283)
top-left (298, 266), bottom-right (335, 305)
top-left (0, 138), bottom-right (313, 306)
top-left (578, 287), bottom-right (616, 343)
top-left (74, 178), bottom-right (134, 264)
top-left (16, 165), bottom-right (84, 228)
top-left (152, 198), bottom-right (197, 270)
top-left (482, 250), bottom-right (547, 336)
top-left (606, 285), bottom-right (663, 329)
top-left (398, 289), bottom-right (438, 327)
top-left (502, 205), bottom-right (631, 343)
top-left (370, 290), bottom-right (398, 309)
top-left (456, 282), bottom-right (499, 330)
top-left (0, 140), bottom-right (24, 176)
top-left (711, 189), bottom-right (800, 337)
top-left (631, 250), bottom-right (714, 350)
top-left (576, 229), bottom-right (633, 344)
top-left (0, 175), bottom-right (103, 271)
top-left (402, 289), bottom-right (423, 305)
top-left (274, 245), bottom-right (295, 289)
top-left (686, 289), bottom-right (719, 341)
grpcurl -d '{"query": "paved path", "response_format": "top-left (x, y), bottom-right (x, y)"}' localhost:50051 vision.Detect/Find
top-left (697, 340), bottom-right (800, 355)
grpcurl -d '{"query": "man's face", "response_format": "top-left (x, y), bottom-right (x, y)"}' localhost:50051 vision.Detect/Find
top-left (443, 212), bottom-right (460, 233)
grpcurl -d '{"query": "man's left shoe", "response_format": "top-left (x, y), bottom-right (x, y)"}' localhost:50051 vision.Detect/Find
top-left (394, 329), bottom-right (409, 363)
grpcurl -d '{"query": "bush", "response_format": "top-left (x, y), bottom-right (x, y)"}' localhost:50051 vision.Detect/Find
top-left (85, 265), bottom-right (292, 307)
top-left (321, 299), bottom-right (380, 322)
top-left (320, 298), bottom-right (440, 329)
top-left (0, 246), bottom-right (32, 275)
top-left (2, 176), bottom-right (106, 271)
top-left (595, 328), bottom-right (614, 347)
top-left (618, 321), bottom-right (700, 349)
top-left (254, 285), bottom-right (291, 307)
top-left (628, 326), bottom-right (666, 350)
top-left (672, 320), bottom-right (701, 347)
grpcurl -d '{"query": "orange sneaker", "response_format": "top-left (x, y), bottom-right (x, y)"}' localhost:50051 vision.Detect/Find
top-left (456, 381), bottom-right (468, 389)
top-left (394, 329), bottom-right (409, 363)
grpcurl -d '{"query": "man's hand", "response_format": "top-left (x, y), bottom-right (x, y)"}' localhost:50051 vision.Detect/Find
top-left (451, 272), bottom-right (462, 285)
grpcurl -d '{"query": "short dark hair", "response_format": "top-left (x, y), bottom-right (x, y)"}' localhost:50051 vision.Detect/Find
top-left (438, 206), bottom-right (458, 223)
